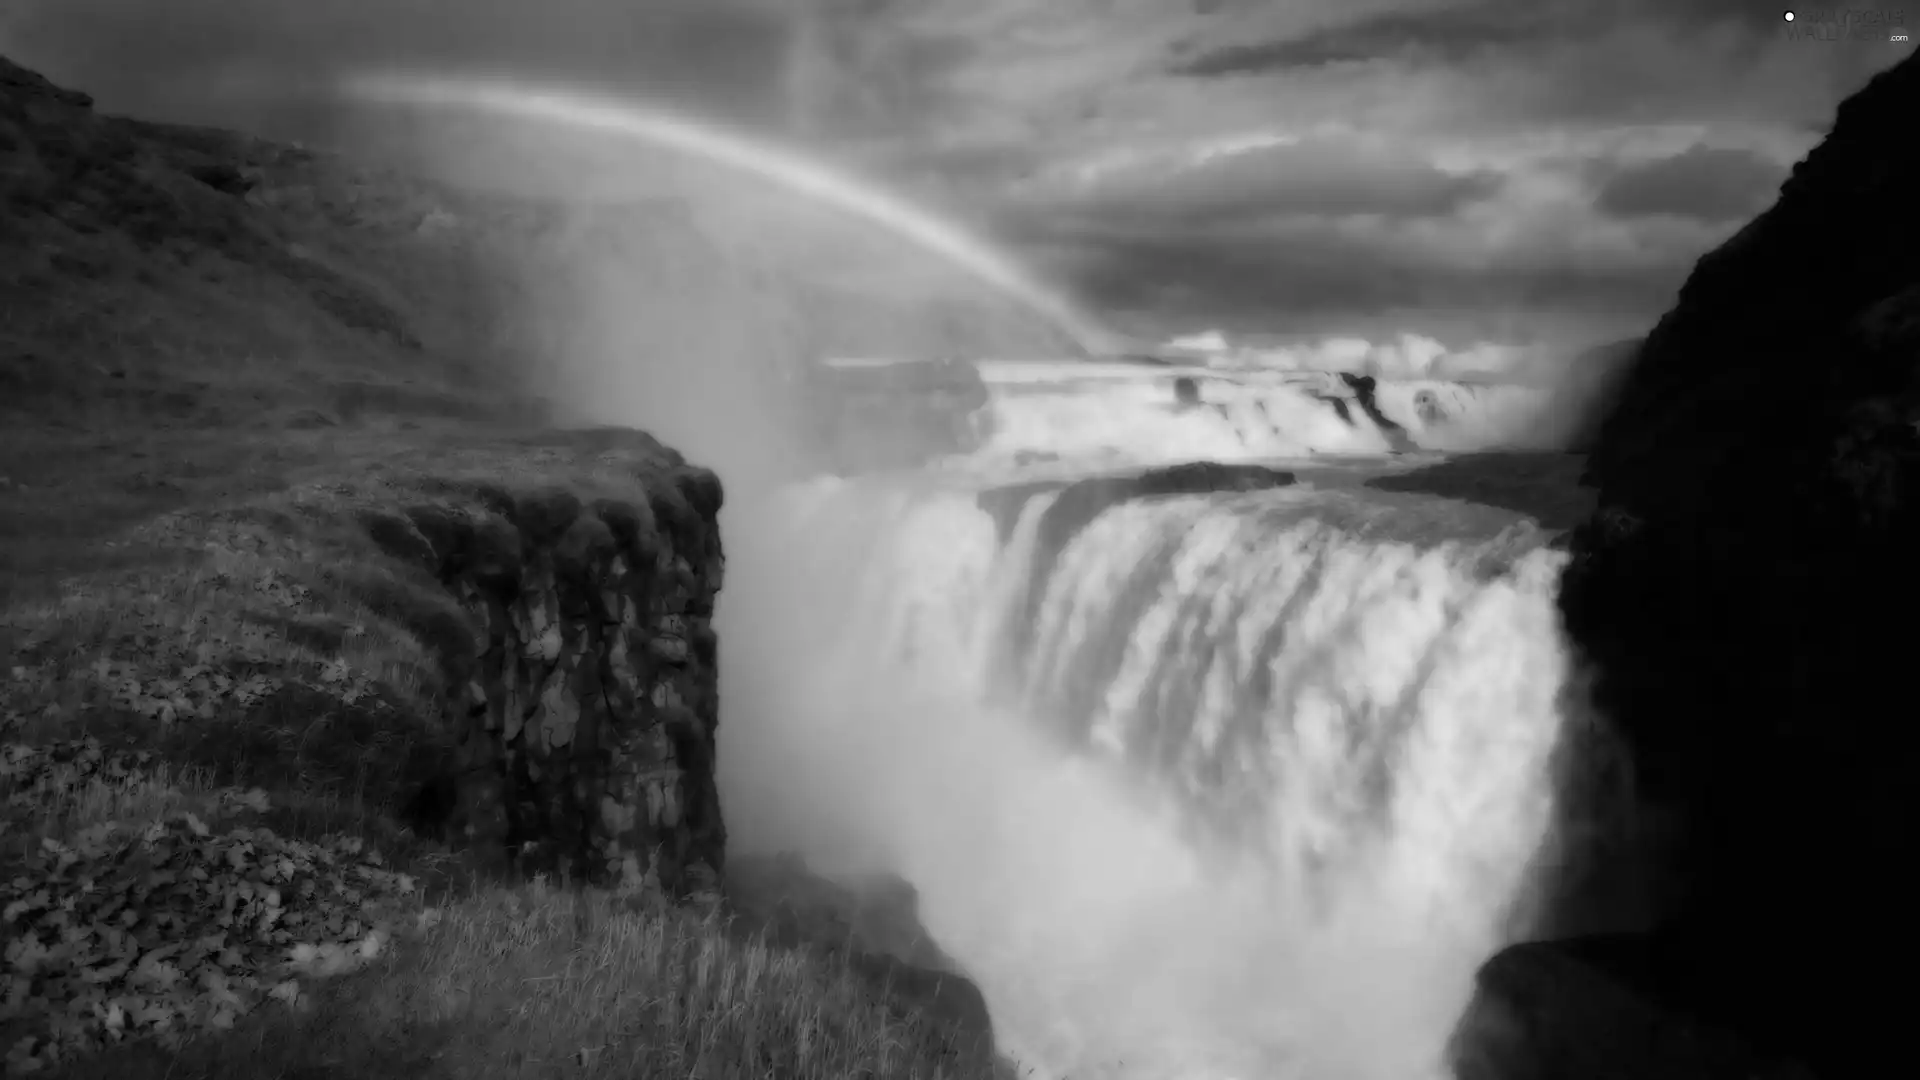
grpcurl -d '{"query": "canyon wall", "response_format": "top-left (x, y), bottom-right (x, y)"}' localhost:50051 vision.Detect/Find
top-left (1460, 50), bottom-right (1920, 1080)
top-left (364, 438), bottom-right (729, 899)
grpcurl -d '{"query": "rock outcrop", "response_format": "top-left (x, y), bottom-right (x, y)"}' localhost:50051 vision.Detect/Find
top-left (1448, 939), bottom-right (1818, 1080)
top-left (1500, 51), bottom-right (1920, 1078)
top-left (1338, 372), bottom-right (1418, 453)
top-left (367, 439), bottom-right (728, 900)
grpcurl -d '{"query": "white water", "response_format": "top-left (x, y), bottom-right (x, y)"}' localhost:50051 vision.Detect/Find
top-left (718, 363), bottom-right (1585, 1077)
top-left (962, 361), bottom-right (1569, 472)
top-left (324, 72), bottom-right (1593, 1078)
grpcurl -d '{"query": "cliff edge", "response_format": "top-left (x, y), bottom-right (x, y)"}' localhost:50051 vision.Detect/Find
top-left (2, 54), bottom-right (1001, 1077)
top-left (1457, 51), bottom-right (1920, 1080)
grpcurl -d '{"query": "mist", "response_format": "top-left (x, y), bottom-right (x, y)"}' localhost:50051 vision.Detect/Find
top-left (704, 476), bottom-right (1583, 1079)
top-left (320, 65), bottom-right (1090, 876)
top-left (0, 4), bottom-right (1648, 1073)
top-left (350, 87), bottom-right (1484, 1075)
top-left (1496, 336), bottom-right (1644, 452)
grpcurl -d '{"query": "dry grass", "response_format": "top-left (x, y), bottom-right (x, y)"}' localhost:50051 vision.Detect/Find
top-left (2, 737), bottom-right (1003, 1079)
top-left (46, 881), bottom-right (1001, 1080)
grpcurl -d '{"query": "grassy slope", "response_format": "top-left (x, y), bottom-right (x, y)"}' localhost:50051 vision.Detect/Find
top-left (1, 58), bottom-right (1000, 1079)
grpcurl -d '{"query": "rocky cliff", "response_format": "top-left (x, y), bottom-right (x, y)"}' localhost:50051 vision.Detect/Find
top-left (1, 54), bottom-right (1017, 1074)
top-left (1469, 51), bottom-right (1920, 1079)
top-left (363, 437), bottom-right (729, 898)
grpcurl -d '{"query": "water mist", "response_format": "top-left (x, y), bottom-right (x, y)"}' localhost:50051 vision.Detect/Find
top-left (340, 80), bottom-right (1602, 1080)
top-left (716, 477), bottom-right (1582, 1080)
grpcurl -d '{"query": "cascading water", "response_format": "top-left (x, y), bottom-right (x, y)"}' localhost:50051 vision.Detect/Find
top-left (961, 361), bottom-right (1576, 471)
top-left (331, 72), bottom-right (1599, 1074)
top-left (718, 368), bottom-right (1590, 1078)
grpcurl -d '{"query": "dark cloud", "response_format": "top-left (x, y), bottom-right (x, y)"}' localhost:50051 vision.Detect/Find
top-left (1591, 145), bottom-right (1786, 222)
top-left (1168, 0), bottom-right (1800, 78)
top-left (0, 0), bottom-right (1888, 344)
top-left (1029, 139), bottom-right (1503, 226)
top-left (1012, 218), bottom-right (1689, 332)
top-left (1170, 1), bottom-right (1562, 76)
top-left (0, 0), bottom-right (956, 143)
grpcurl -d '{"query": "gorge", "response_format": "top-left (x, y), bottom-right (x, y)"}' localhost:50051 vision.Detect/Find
top-left (4, 38), bottom-right (1917, 1080)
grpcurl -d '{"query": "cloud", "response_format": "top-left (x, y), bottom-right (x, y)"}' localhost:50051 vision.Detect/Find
top-left (1, 0), bottom-right (1910, 347)
top-left (1018, 134), bottom-right (1505, 224)
top-left (1165, 1), bottom-right (1796, 78)
top-left (1167, 0), bottom-right (1566, 76)
top-left (1591, 144), bottom-right (1786, 222)
top-left (1156, 0), bottom-right (1892, 141)
top-left (1020, 215), bottom-right (1689, 332)
top-left (0, 0), bottom-right (929, 139)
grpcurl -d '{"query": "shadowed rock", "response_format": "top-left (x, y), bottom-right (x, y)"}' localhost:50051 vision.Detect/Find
top-left (381, 463), bottom-right (729, 901)
top-left (1363, 453), bottom-right (1594, 533)
top-left (1339, 372), bottom-right (1418, 453)
top-left (1448, 939), bottom-right (1818, 1080)
top-left (1458, 49), bottom-right (1920, 1080)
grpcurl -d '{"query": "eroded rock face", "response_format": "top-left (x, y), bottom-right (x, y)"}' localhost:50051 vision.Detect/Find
top-left (373, 461), bottom-right (727, 900)
top-left (1531, 51), bottom-right (1920, 1078)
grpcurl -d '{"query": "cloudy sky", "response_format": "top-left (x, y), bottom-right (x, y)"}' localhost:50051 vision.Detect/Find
top-left (2, 0), bottom-right (1910, 349)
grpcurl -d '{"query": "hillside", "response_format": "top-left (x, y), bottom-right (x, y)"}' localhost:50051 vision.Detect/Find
top-left (1, 54), bottom-right (1000, 1078)
top-left (1454, 49), bottom-right (1920, 1080)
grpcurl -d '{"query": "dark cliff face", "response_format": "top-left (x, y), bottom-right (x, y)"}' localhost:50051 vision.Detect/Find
top-left (1543, 52), bottom-right (1920, 1077)
top-left (363, 448), bottom-right (730, 900)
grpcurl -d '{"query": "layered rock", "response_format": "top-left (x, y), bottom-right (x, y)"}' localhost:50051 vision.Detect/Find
top-left (370, 452), bottom-right (728, 899)
top-left (1516, 51), bottom-right (1920, 1078)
